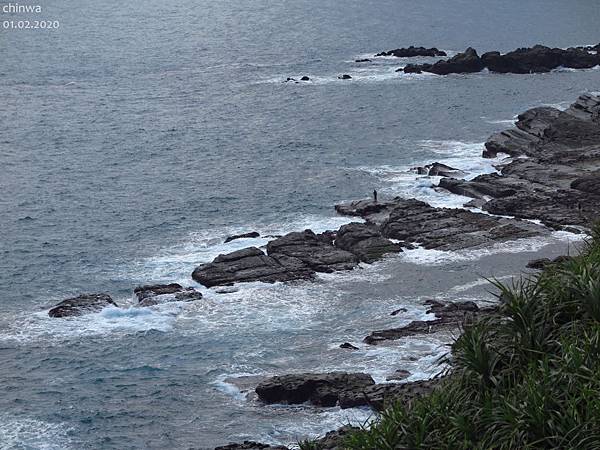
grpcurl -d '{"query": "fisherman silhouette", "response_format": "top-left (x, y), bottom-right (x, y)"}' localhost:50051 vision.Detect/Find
top-left (373, 190), bottom-right (378, 202)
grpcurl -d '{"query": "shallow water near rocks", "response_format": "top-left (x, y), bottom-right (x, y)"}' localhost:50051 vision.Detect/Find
top-left (1, 0), bottom-right (599, 448)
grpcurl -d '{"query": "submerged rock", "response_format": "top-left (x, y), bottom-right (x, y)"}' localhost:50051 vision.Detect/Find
top-left (134, 283), bottom-right (202, 306)
top-left (386, 369), bottom-right (411, 381)
top-left (375, 46), bottom-right (447, 58)
top-left (527, 255), bottom-right (574, 270)
top-left (48, 293), bottom-right (117, 318)
top-left (338, 74), bottom-right (352, 80)
top-left (300, 76), bottom-right (310, 81)
top-left (255, 372), bottom-right (375, 407)
top-left (224, 232), bottom-right (260, 243)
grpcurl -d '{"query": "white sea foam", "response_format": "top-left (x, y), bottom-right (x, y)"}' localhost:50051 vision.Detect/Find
top-left (118, 214), bottom-right (357, 286)
top-left (0, 302), bottom-right (184, 344)
top-left (400, 230), bottom-right (585, 266)
top-left (353, 140), bottom-right (507, 208)
top-left (0, 415), bottom-right (72, 450)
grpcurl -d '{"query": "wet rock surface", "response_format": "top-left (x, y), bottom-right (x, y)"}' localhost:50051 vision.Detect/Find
top-left (436, 94), bottom-right (600, 230)
top-left (364, 300), bottom-right (494, 345)
top-left (376, 46), bottom-right (447, 58)
top-left (310, 425), bottom-right (359, 449)
top-left (334, 222), bottom-right (402, 263)
top-left (134, 283), bottom-right (202, 306)
top-left (338, 378), bottom-right (442, 410)
top-left (191, 246), bottom-right (315, 287)
top-left (213, 442), bottom-right (288, 450)
top-left (48, 293), bottom-right (117, 318)
top-left (255, 372), bottom-right (375, 407)
top-left (224, 232), bottom-right (260, 243)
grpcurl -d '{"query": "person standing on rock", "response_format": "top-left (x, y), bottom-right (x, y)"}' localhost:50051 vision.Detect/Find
top-left (373, 190), bottom-right (378, 203)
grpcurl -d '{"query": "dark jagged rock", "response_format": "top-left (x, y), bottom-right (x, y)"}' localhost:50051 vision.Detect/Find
top-left (340, 342), bottom-right (359, 350)
top-left (266, 230), bottom-right (358, 273)
top-left (224, 232), bottom-right (260, 243)
top-left (416, 162), bottom-right (466, 178)
top-left (527, 255), bottom-right (574, 270)
top-left (571, 172), bottom-right (600, 194)
top-left (391, 307), bottom-right (408, 316)
top-left (338, 74), bottom-right (352, 80)
top-left (255, 372), bottom-right (375, 407)
top-left (375, 46), bottom-right (447, 58)
top-left (403, 47), bottom-right (484, 75)
top-left (134, 283), bottom-right (202, 306)
top-left (364, 300), bottom-right (492, 345)
top-left (311, 426), bottom-right (359, 449)
top-left (401, 44), bottom-right (600, 77)
top-left (48, 294), bottom-right (117, 318)
top-left (386, 369), bottom-right (411, 381)
top-left (334, 222), bottom-right (402, 263)
top-left (334, 199), bottom-right (398, 224)
top-left (338, 378), bottom-right (442, 410)
top-left (430, 94), bottom-right (600, 229)
top-left (378, 198), bottom-right (542, 251)
top-left (438, 175), bottom-right (520, 199)
top-left (191, 247), bottom-right (315, 287)
top-left (355, 58), bottom-right (371, 63)
top-left (482, 45), bottom-right (600, 74)
top-left (214, 442), bottom-right (288, 450)
top-left (300, 76), bottom-right (310, 81)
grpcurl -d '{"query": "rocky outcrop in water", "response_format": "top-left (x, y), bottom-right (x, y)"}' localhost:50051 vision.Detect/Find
top-left (415, 162), bottom-right (466, 177)
top-left (214, 443), bottom-right (288, 450)
top-left (191, 246), bottom-right (315, 287)
top-left (401, 44), bottom-right (600, 75)
top-left (438, 94), bottom-right (600, 230)
top-left (376, 46), bottom-right (447, 58)
top-left (48, 293), bottom-right (117, 318)
top-left (255, 372), bottom-right (375, 407)
top-left (134, 283), bottom-right (202, 306)
top-left (336, 197), bottom-right (543, 251)
top-left (224, 232), bottom-right (260, 243)
top-left (364, 300), bottom-right (494, 345)
top-left (192, 225), bottom-right (403, 287)
top-left (404, 47), bottom-right (484, 75)
top-left (334, 222), bottom-right (402, 263)
top-left (341, 378), bottom-right (442, 410)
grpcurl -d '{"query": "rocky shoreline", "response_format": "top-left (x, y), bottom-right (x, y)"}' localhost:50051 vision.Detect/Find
top-left (45, 92), bottom-right (600, 449)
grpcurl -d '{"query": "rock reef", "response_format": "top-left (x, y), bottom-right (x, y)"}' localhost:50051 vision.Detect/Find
top-left (401, 44), bottom-right (600, 75)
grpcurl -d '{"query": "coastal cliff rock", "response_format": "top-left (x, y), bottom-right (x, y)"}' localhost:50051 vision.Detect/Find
top-left (376, 46), bottom-right (446, 57)
top-left (436, 94), bottom-right (600, 229)
top-left (134, 283), bottom-right (202, 306)
top-left (255, 372), bottom-right (375, 407)
top-left (48, 294), bottom-right (117, 318)
top-left (339, 378), bottom-right (442, 410)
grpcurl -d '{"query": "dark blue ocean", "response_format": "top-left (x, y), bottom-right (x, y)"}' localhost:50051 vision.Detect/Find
top-left (1, 0), bottom-right (599, 448)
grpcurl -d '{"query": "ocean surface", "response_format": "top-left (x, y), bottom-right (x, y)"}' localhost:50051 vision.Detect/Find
top-left (1, 0), bottom-right (599, 448)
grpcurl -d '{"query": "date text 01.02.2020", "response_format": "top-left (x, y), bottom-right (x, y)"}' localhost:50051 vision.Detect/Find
top-left (2, 20), bottom-right (60, 29)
